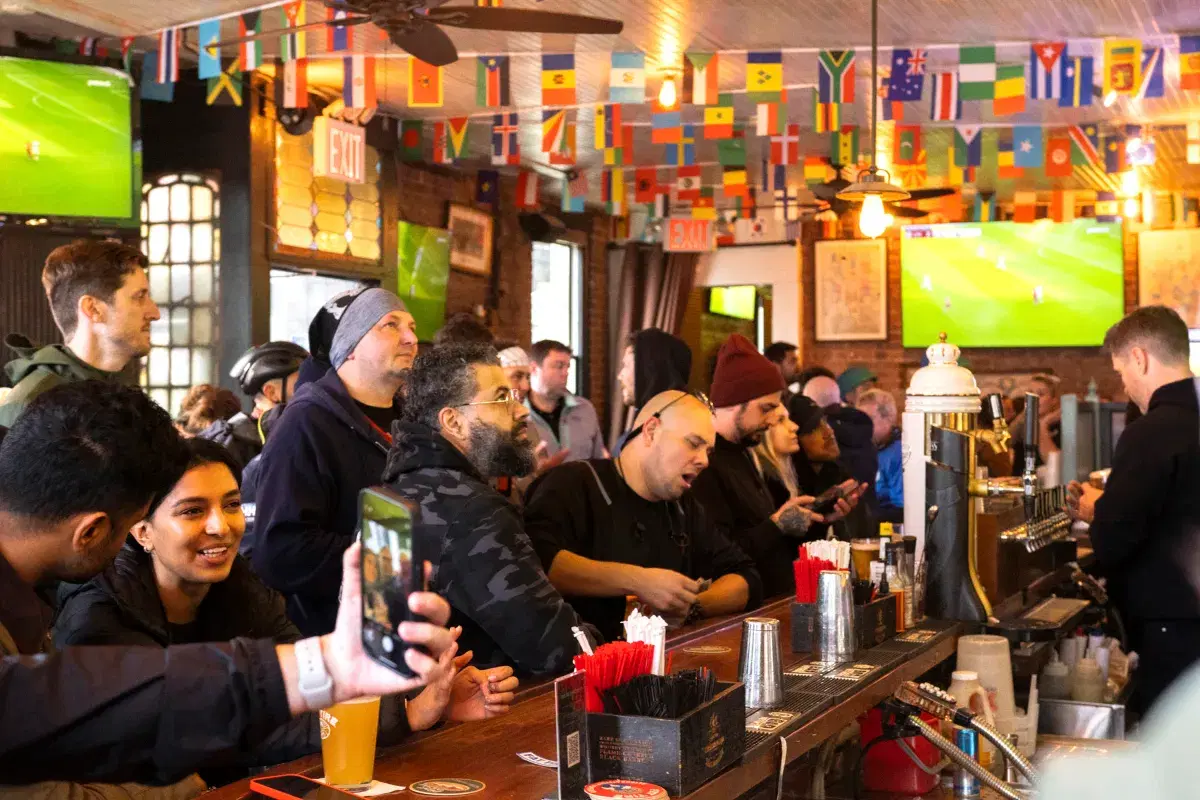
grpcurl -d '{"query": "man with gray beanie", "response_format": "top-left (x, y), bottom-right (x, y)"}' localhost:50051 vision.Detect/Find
top-left (251, 288), bottom-right (419, 635)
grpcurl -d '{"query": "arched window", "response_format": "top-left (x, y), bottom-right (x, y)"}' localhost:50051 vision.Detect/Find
top-left (139, 173), bottom-right (221, 415)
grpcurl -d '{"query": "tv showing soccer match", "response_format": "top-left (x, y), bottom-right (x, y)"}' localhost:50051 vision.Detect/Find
top-left (0, 55), bottom-right (134, 219)
top-left (900, 219), bottom-right (1125, 348)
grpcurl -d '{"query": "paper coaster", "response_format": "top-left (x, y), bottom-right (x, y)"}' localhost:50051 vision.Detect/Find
top-left (409, 779), bottom-right (486, 796)
top-left (316, 778), bottom-right (406, 796)
top-left (517, 751), bottom-right (558, 769)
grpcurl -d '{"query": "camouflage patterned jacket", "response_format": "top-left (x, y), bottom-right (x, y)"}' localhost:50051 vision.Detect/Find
top-left (383, 422), bottom-right (594, 675)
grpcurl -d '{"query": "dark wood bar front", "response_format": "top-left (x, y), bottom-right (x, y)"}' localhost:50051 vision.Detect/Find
top-left (207, 599), bottom-right (959, 800)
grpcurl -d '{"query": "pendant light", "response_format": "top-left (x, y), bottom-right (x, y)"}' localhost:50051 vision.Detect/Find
top-left (837, 0), bottom-right (910, 234)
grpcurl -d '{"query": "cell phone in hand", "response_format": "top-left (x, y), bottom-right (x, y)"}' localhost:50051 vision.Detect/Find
top-left (250, 775), bottom-right (358, 799)
top-left (358, 486), bottom-right (427, 678)
top-left (810, 486), bottom-right (844, 514)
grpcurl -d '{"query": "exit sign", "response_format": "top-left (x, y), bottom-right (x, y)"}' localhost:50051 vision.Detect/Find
top-left (665, 218), bottom-right (714, 252)
top-left (312, 116), bottom-right (366, 184)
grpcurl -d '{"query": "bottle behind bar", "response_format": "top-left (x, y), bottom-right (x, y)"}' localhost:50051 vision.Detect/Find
top-left (884, 543), bottom-right (906, 632)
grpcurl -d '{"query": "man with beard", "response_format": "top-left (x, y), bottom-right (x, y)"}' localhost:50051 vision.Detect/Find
top-left (523, 391), bottom-right (763, 642)
top-left (691, 335), bottom-right (841, 597)
top-left (252, 289), bottom-right (419, 635)
top-left (764, 342), bottom-right (801, 402)
top-left (1, 240), bottom-right (160, 426)
top-left (788, 395), bottom-right (870, 541)
top-left (804, 375), bottom-right (878, 523)
top-left (384, 343), bottom-right (595, 674)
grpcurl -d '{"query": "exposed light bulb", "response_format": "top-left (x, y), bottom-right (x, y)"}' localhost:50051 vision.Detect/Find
top-left (658, 75), bottom-right (678, 109)
top-left (1103, 90), bottom-right (1118, 108)
top-left (859, 194), bottom-right (892, 238)
top-left (1124, 197), bottom-right (1140, 218)
top-left (1120, 170), bottom-right (1139, 196)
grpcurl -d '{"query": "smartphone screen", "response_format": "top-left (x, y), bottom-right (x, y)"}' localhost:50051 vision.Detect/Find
top-left (358, 487), bottom-right (423, 678)
top-left (251, 775), bottom-right (351, 799)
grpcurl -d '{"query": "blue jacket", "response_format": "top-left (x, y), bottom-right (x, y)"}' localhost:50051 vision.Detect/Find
top-left (250, 368), bottom-right (391, 635)
top-left (876, 428), bottom-right (904, 522)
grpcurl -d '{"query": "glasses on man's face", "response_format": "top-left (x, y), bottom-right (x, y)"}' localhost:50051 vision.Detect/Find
top-left (455, 386), bottom-right (521, 410)
top-left (624, 390), bottom-right (713, 444)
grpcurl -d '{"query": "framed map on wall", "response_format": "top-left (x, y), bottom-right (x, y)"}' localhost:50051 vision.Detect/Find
top-left (814, 239), bottom-right (888, 341)
top-left (1139, 229), bottom-right (1200, 328)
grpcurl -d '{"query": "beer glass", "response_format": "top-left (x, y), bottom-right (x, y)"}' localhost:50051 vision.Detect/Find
top-left (850, 538), bottom-right (880, 582)
top-left (320, 695), bottom-right (381, 787)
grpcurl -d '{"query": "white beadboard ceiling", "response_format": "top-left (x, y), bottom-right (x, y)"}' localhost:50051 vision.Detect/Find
top-left (9, 0), bottom-right (1200, 194)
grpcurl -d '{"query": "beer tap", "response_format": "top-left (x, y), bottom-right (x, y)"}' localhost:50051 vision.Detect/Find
top-left (1022, 392), bottom-right (1040, 519)
top-left (975, 393), bottom-right (1012, 454)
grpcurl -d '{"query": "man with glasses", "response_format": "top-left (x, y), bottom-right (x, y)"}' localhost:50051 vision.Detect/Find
top-left (383, 343), bottom-right (595, 674)
top-left (524, 391), bottom-right (762, 642)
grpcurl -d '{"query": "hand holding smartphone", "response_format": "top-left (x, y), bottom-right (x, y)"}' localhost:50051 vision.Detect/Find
top-left (809, 485), bottom-right (845, 514)
top-left (358, 487), bottom-right (428, 678)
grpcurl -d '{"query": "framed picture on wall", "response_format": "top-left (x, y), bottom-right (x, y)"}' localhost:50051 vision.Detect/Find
top-left (813, 239), bottom-right (888, 341)
top-left (446, 203), bottom-right (494, 276)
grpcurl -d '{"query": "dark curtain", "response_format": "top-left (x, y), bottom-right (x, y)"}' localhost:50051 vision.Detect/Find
top-left (605, 243), bottom-right (700, 448)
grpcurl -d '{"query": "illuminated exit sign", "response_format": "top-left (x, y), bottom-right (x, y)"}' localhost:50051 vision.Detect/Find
top-left (313, 116), bottom-right (366, 184)
top-left (665, 217), bottom-right (715, 252)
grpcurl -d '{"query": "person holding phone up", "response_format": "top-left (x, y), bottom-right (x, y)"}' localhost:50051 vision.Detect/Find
top-left (0, 383), bottom-right (458, 788)
top-left (52, 438), bottom-right (518, 786)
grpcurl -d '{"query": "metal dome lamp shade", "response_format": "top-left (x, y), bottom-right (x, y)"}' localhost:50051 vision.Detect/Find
top-left (836, 0), bottom-right (910, 218)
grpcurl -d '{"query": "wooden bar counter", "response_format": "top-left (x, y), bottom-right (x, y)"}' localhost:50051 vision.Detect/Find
top-left (207, 599), bottom-right (959, 800)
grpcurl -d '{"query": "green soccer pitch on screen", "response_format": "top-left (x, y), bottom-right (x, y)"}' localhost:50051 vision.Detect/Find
top-left (900, 219), bottom-right (1125, 348)
top-left (0, 56), bottom-right (134, 220)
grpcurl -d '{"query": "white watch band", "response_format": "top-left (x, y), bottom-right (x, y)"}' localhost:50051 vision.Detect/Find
top-left (294, 637), bottom-right (334, 711)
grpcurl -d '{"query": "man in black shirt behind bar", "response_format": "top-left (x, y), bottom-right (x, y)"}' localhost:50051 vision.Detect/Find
top-left (524, 391), bottom-right (763, 641)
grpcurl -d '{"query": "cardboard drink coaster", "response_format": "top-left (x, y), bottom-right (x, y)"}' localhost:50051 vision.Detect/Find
top-left (409, 779), bottom-right (486, 796)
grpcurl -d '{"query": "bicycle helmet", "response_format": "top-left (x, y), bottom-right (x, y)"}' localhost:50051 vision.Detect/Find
top-left (230, 341), bottom-right (309, 397)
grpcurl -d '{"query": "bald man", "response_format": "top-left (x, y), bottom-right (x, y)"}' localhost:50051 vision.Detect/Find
top-left (523, 391), bottom-right (763, 641)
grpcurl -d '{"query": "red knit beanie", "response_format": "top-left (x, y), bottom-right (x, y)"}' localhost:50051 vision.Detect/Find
top-left (710, 334), bottom-right (786, 408)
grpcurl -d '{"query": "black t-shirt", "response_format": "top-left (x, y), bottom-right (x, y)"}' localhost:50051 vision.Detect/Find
top-left (167, 619), bottom-right (206, 644)
top-left (523, 459), bottom-right (763, 642)
top-left (530, 396), bottom-right (566, 442)
top-left (355, 400), bottom-right (400, 436)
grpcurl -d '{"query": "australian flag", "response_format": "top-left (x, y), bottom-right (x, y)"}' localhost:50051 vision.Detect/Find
top-left (888, 48), bottom-right (926, 101)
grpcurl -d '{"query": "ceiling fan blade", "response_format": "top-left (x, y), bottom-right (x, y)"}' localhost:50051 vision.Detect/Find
top-left (903, 187), bottom-right (957, 200)
top-left (809, 183), bottom-right (844, 202)
top-left (889, 205), bottom-right (932, 218)
top-left (388, 17), bottom-right (458, 66)
top-left (423, 6), bottom-right (623, 35)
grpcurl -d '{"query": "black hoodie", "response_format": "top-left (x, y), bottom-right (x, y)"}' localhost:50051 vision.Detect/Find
top-left (633, 329), bottom-right (693, 410)
top-left (383, 422), bottom-right (594, 674)
top-left (250, 368), bottom-right (394, 635)
top-left (823, 404), bottom-right (879, 522)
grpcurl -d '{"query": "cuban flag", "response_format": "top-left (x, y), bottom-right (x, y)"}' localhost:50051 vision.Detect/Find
top-left (1030, 42), bottom-right (1065, 100)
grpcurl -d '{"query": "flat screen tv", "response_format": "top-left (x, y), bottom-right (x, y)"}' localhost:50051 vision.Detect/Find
top-left (709, 285), bottom-right (757, 320)
top-left (900, 219), bottom-right (1124, 348)
top-left (0, 54), bottom-right (134, 220)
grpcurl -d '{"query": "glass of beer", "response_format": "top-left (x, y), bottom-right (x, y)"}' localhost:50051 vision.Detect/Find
top-left (850, 539), bottom-right (881, 582)
top-left (320, 695), bottom-right (381, 788)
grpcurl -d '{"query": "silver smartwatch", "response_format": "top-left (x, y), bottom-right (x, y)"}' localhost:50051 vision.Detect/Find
top-left (294, 636), bottom-right (334, 711)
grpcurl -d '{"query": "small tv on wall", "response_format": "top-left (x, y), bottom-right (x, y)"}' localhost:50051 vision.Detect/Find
top-left (0, 54), bottom-right (135, 221)
top-left (900, 219), bottom-right (1124, 348)
top-left (709, 285), bottom-right (757, 320)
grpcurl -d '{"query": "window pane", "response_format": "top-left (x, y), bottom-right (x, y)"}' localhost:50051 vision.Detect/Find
top-left (148, 264), bottom-right (170, 304)
top-left (170, 306), bottom-right (191, 344)
top-left (170, 223), bottom-right (191, 262)
top-left (192, 185), bottom-right (213, 221)
top-left (192, 348), bottom-right (213, 385)
top-left (193, 265), bottom-right (213, 304)
top-left (148, 224), bottom-right (169, 264)
top-left (169, 389), bottom-right (188, 417)
top-left (170, 182), bottom-right (191, 221)
top-left (269, 269), bottom-right (364, 344)
top-left (149, 317), bottom-right (169, 346)
top-left (148, 347), bottom-right (170, 385)
top-left (170, 264), bottom-right (191, 302)
top-left (192, 223), bottom-right (213, 263)
top-left (170, 347), bottom-right (190, 386)
top-left (192, 307), bottom-right (213, 345)
top-left (148, 186), bottom-right (169, 222)
top-left (150, 388), bottom-right (170, 412)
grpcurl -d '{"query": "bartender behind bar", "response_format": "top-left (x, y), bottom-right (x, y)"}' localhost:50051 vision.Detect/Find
top-left (523, 390), bottom-right (763, 642)
top-left (1067, 306), bottom-right (1200, 715)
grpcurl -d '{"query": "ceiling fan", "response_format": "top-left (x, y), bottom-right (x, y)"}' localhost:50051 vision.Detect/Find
top-left (809, 167), bottom-right (954, 219)
top-left (215, 0), bottom-right (623, 67)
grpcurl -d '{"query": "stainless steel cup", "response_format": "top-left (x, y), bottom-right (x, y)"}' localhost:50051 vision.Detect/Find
top-left (738, 617), bottom-right (784, 709)
top-left (815, 570), bottom-right (855, 661)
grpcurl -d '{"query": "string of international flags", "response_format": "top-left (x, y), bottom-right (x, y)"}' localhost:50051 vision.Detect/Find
top-left (114, 4), bottom-right (1200, 216)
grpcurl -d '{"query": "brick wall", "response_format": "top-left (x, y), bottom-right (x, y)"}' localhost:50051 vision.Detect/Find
top-left (394, 163), bottom-right (610, 422)
top-left (798, 220), bottom-right (1139, 405)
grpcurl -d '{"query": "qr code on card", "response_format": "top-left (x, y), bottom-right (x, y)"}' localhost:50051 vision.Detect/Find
top-left (566, 731), bottom-right (580, 768)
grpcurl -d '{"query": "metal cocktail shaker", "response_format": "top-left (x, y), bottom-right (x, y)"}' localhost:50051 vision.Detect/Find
top-left (738, 617), bottom-right (783, 709)
top-left (815, 570), bottom-right (856, 661)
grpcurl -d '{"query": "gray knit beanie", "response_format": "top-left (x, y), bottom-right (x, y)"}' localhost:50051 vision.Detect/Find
top-left (329, 288), bottom-right (408, 368)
